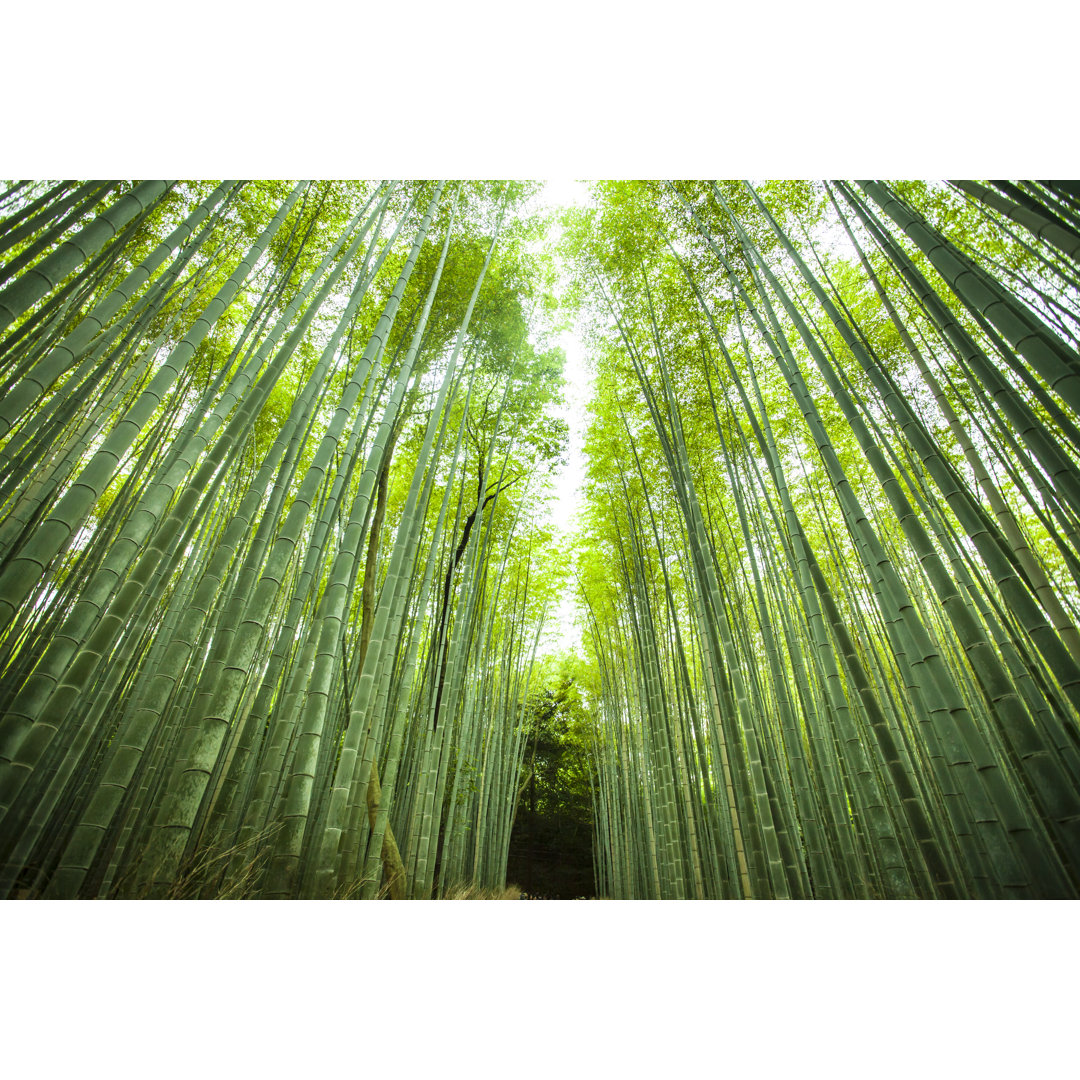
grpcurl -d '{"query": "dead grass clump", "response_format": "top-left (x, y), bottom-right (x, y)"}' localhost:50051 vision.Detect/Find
top-left (441, 882), bottom-right (523, 899)
top-left (107, 821), bottom-right (283, 899)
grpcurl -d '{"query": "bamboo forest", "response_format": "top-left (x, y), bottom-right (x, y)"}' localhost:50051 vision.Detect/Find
top-left (2, 178), bottom-right (1080, 901)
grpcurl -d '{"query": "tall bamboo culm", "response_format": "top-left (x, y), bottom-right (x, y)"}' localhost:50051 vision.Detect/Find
top-left (0, 180), bottom-right (555, 899)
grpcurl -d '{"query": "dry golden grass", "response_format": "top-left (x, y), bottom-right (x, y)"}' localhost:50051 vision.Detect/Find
top-left (103, 821), bottom-right (283, 899)
top-left (440, 882), bottom-right (524, 900)
top-left (44, 825), bottom-right (523, 900)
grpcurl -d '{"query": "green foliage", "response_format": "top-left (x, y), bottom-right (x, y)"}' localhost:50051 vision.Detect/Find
top-left (507, 654), bottom-right (597, 897)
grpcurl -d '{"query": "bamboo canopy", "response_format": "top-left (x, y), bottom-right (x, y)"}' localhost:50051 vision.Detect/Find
top-left (1, 179), bottom-right (1078, 899)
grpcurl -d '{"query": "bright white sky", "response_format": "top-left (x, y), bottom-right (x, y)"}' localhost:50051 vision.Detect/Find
top-left (526, 180), bottom-right (596, 655)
